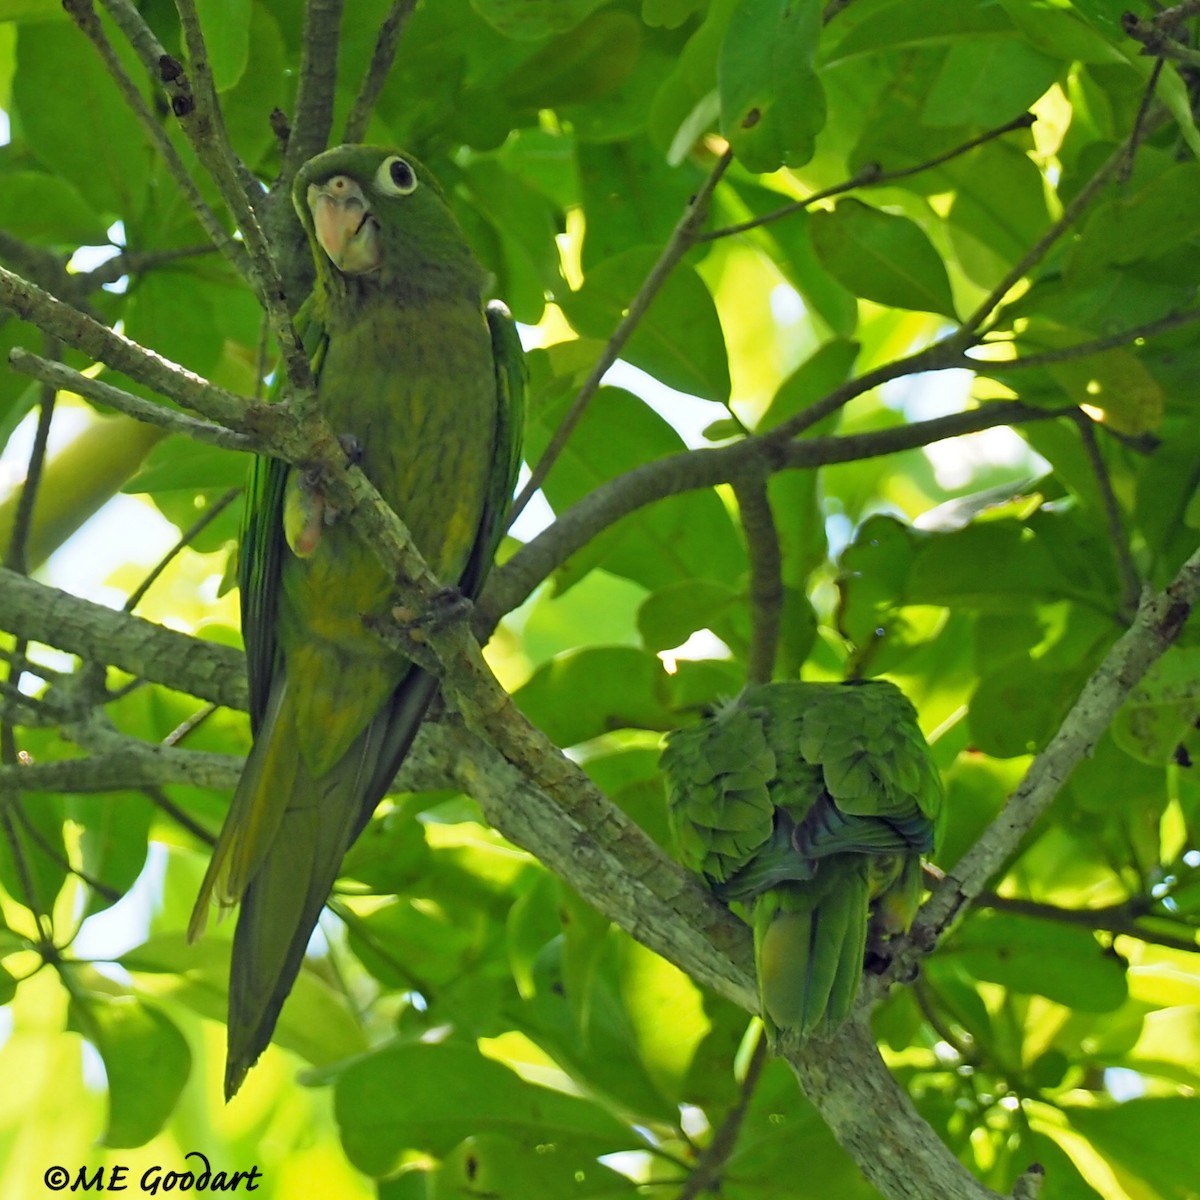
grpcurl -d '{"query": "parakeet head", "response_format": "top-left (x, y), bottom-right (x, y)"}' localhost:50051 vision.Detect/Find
top-left (293, 144), bottom-right (488, 302)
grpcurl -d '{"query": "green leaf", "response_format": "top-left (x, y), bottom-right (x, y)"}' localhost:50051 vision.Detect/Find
top-left (70, 995), bottom-right (190, 1148)
top-left (0, 0), bottom-right (65, 17)
top-left (67, 791), bottom-right (152, 919)
top-left (1111, 647), bottom-right (1200, 765)
top-left (461, 158), bottom-right (564, 324)
top-left (121, 933), bottom-right (368, 1069)
top-left (12, 21), bottom-right (150, 218)
top-left (525, 386), bottom-right (745, 593)
top-left (194, 0), bottom-right (251, 91)
top-left (810, 200), bottom-right (957, 319)
top-left (922, 38), bottom-right (1060, 128)
top-left (718, 0), bottom-right (825, 173)
top-left (0, 792), bottom-right (67, 919)
top-left (577, 136), bottom-right (696, 270)
top-left (334, 1041), bottom-right (635, 1176)
top-left (755, 338), bottom-right (859, 434)
top-left (470, 0), bottom-right (607, 39)
top-left (561, 248), bottom-right (731, 401)
top-left (637, 579), bottom-right (740, 652)
top-left (514, 646), bottom-right (674, 745)
top-left (1064, 1098), bottom-right (1200, 1200)
top-left (429, 1133), bottom-right (639, 1199)
top-left (945, 912), bottom-right (1128, 1012)
top-left (506, 9), bottom-right (641, 108)
top-left (0, 169), bottom-right (109, 244)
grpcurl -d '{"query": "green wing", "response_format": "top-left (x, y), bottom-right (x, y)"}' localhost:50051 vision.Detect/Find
top-left (238, 299), bottom-right (328, 732)
top-left (661, 679), bottom-right (944, 1037)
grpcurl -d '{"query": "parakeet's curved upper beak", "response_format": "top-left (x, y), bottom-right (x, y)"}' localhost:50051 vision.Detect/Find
top-left (307, 175), bottom-right (381, 275)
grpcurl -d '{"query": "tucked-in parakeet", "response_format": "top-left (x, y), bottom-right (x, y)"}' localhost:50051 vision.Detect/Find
top-left (661, 680), bottom-right (943, 1037)
top-left (188, 145), bottom-right (524, 1098)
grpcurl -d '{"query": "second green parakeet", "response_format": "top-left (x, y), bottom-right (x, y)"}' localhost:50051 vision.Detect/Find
top-left (189, 145), bottom-right (524, 1098)
top-left (661, 679), bottom-right (943, 1037)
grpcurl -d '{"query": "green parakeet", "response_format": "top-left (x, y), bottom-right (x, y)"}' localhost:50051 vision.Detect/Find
top-left (661, 680), bottom-right (943, 1037)
top-left (188, 145), bottom-right (524, 1099)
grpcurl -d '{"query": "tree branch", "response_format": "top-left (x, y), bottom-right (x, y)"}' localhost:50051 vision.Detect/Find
top-left (344, 0), bottom-right (418, 143)
top-left (733, 471), bottom-right (783, 686)
top-left (483, 401), bottom-right (1060, 629)
top-left (0, 567), bottom-right (247, 711)
top-left (0, 265), bottom-right (262, 434)
top-left (64, 1), bottom-right (251, 280)
top-left (8, 348), bottom-right (254, 452)
top-left (871, 540), bottom-right (1200, 995)
top-left (979, 893), bottom-right (1199, 955)
top-left (283, 0), bottom-right (345, 177)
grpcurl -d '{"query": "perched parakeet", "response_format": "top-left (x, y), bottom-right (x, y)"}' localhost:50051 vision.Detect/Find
top-left (661, 680), bottom-right (943, 1037)
top-left (188, 145), bottom-right (524, 1099)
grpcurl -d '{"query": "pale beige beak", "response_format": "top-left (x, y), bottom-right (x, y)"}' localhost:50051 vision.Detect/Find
top-left (307, 175), bottom-right (381, 274)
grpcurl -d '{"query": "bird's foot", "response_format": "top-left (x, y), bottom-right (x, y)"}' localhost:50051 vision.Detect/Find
top-left (285, 468), bottom-right (334, 557)
top-left (337, 432), bottom-right (364, 465)
top-left (392, 587), bottom-right (472, 643)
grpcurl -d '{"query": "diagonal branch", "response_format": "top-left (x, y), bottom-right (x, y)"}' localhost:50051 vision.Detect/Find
top-left (506, 149), bottom-right (734, 528)
top-left (343, 0), bottom-right (419, 143)
top-left (283, 0), bottom-right (345, 176)
top-left (8, 349), bottom-right (254, 452)
top-left (733, 470), bottom-right (783, 687)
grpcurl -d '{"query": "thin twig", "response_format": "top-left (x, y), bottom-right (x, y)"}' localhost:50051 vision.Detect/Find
top-left (702, 112), bottom-right (1035, 243)
top-left (1122, 58), bottom-right (1165, 183)
top-left (913, 978), bottom-right (977, 1063)
top-left (1123, 10), bottom-right (1200, 67)
top-left (3, 340), bottom-right (58, 575)
top-left (344, 0), bottom-right (418, 143)
top-left (963, 114), bottom-right (1168, 335)
top-left (168, 0), bottom-right (313, 390)
top-left (11, 804), bottom-right (122, 904)
top-left (283, 0), bottom-right (345, 178)
top-left (124, 487), bottom-right (241, 614)
top-left (979, 893), bottom-right (1199, 955)
top-left (993, 302), bottom-right (1200, 369)
top-left (677, 1032), bottom-right (769, 1200)
top-left (506, 149), bottom-right (735, 529)
top-left (483, 401), bottom-right (1064, 629)
top-left (8, 348), bottom-right (255, 451)
top-left (1073, 413), bottom-right (1141, 620)
top-left (163, 702), bottom-right (219, 748)
top-left (871, 542), bottom-right (1200, 995)
top-left (143, 785), bottom-right (215, 844)
top-left (734, 471), bottom-right (783, 687)
top-left (80, 245), bottom-right (219, 290)
top-left (63, 0), bottom-right (250, 280)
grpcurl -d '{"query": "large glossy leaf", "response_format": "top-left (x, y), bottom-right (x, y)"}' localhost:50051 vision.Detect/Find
top-left (560, 249), bottom-right (731, 401)
top-left (471, 0), bottom-right (607, 39)
top-left (1064, 1098), bottom-right (1200, 1200)
top-left (334, 1041), bottom-right (635, 1176)
top-left (12, 21), bottom-right (151, 218)
top-left (526, 385), bottom-right (745, 592)
top-left (718, 0), bottom-right (825, 173)
top-left (68, 994), bottom-right (190, 1148)
top-left (942, 912), bottom-right (1128, 1012)
top-left (810, 200), bottom-right (957, 319)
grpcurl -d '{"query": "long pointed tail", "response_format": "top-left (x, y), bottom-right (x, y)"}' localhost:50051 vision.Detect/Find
top-left (754, 861), bottom-right (871, 1036)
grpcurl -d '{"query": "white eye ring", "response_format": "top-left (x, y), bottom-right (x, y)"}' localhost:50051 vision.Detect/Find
top-left (375, 156), bottom-right (418, 196)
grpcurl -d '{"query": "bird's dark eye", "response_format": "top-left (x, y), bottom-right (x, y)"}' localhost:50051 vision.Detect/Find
top-left (375, 156), bottom-right (418, 196)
